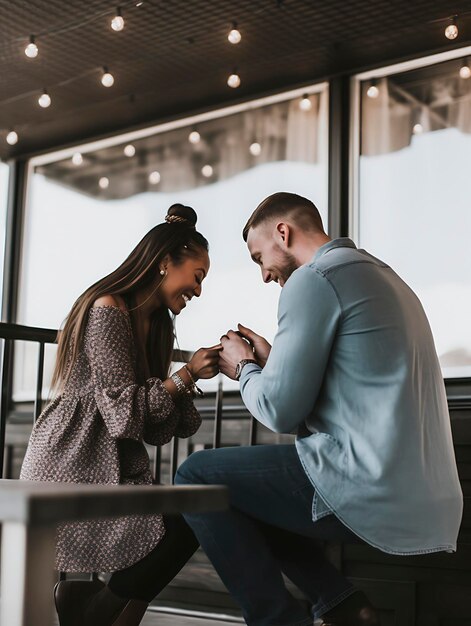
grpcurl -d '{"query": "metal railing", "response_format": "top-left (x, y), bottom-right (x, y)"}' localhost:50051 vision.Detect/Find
top-left (0, 322), bottom-right (257, 483)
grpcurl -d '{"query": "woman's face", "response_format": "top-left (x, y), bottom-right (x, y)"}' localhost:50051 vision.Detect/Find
top-left (159, 249), bottom-right (210, 315)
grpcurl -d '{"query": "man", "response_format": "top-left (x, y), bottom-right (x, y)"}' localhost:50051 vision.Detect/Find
top-left (175, 192), bottom-right (463, 626)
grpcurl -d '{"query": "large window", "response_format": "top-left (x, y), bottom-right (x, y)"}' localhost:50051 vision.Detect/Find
top-left (17, 86), bottom-right (329, 394)
top-left (355, 52), bottom-right (471, 378)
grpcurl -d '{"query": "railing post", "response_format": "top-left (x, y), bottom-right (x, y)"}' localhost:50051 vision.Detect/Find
top-left (170, 437), bottom-right (179, 484)
top-left (0, 338), bottom-right (13, 478)
top-left (213, 375), bottom-right (223, 449)
top-left (34, 342), bottom-right (45, 421)
top-left (249, 417), bottom-right (258, 446)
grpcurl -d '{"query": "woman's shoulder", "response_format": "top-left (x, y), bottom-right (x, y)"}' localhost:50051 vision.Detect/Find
top-left (92, 294), bottom-right (127, 312)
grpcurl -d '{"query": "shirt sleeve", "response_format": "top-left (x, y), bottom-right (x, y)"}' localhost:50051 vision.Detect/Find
top-left (239, 265), bottom-right (341, 433)
top-left (84, 306), bottom-right (201, 445)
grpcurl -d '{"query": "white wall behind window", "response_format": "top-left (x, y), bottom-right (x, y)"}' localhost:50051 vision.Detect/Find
top-left (18, 160), bottom-right (327, 394)
top-left (359, 128), bottom-right (471, 377)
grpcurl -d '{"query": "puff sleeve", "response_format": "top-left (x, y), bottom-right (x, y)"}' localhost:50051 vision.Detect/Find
top-left (84, 306), bottom-right (202, 445)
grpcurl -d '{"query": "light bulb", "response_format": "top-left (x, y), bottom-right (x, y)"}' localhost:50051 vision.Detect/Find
top-left (6, 131), bottom-right (18, 145)
top-left (25, 36), bottom-right (38, 58)
top-left (124, 144), bottom-right (135, 157)
top-left (413, 123), bottom-right (423, 135)
top-left (227, 72), bottom-right (241, 88)
top-left (149, 171), bottom-right (161, 184)
top-left (460, 63), bottom-right (471, 79)
top-left (189, 130), bottom-right (201, 144)
top-left (99, 177), bottom-right (109, 189)
top-left (445, 20), bottom-right (458, 40)
top-left (72, 152), bottom-right (83, 166)
top-left (111, 8), bottom-right (125, 31)
top-left (202, 164), bottom-right (213, 178)
top-left (299, 95), bottom-right (312, 111)
top-left (228, 23), bottom-right (241, 44)
top-left (38, 91), bottom-right (51, 108)
top-left (249, 142), bottom-right (261, 156)
top-left (367, 84), bottom-right (379, 99)
top-left (101, 69), bottom-right (115, 87)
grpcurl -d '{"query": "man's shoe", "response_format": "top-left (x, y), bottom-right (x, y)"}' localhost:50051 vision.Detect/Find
top-left (321, 590), bottom-right (381, 626)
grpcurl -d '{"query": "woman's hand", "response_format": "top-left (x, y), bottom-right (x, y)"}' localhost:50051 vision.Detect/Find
top-left (237, 324), bottom-right (271, 368)
top-left (187, 345), bottom-right (223, 380)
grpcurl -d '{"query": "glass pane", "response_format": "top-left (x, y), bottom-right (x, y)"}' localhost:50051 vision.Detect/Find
top-left (18, 88), bottom-right (329, 394)
top-left (358, 57), bottom-right (471, 378)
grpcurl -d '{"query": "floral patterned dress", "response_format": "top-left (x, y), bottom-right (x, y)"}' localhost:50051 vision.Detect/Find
top-left (20, 306), bottom-right (201, 572)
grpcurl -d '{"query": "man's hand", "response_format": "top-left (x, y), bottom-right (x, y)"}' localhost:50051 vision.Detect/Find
top-left (237, 324), bottom-right (272, 368)
top-left (219, 330), bottom-right (255, 380)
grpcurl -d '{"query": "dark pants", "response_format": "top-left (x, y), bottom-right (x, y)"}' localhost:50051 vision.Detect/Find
top-left (108, 513), bottom-right (199, 602)
top-left (175, 445), bottom-right (361, 626)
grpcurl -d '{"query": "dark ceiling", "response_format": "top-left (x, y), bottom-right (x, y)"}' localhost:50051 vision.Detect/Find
top-left (1, 0), bottom-right (471, 161)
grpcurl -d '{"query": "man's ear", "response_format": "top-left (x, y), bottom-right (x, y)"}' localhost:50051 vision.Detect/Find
top-left (275, 222), bottom-right (291, 248)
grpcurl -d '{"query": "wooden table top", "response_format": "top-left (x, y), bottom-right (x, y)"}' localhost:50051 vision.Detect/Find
top-left (0, 480), bottom-right (228, 526)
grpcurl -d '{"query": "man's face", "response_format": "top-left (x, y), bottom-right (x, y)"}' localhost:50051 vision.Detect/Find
top-left (246, 224), bottom-right (299, 287)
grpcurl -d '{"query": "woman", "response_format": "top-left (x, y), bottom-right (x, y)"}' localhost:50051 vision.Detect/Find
top-left (20, 204), bottom-right (221, 626)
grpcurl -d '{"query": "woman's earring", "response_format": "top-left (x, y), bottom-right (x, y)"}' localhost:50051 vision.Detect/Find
top-left (160, 269), bottom-right (167, 276)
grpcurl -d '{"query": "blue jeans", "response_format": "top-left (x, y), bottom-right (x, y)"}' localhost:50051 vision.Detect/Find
top-left (175, 444), bottom-right (361, 626)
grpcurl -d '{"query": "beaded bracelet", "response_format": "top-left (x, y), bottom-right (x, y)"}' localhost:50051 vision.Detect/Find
top-left (184, 365), bottom-right (204, 397)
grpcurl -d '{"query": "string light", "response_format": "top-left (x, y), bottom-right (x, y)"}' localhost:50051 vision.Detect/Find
top-left (101, 67), bottom-right (115, 87)
top-left (111, 7), bottom-right (125, 31)
top-left (149, 171), bottom-right (161, 184)
top-left (189, 130), bottom-right (201, 144)
top-left (201, 164), bottom-right (213, 177)
top-left (445, 16), bottom-right (458, 40)
top-left (99, 177), bottom-right (109, 189)
top-left (124, 144), bottom-right (135, 157)
top-left (299, 94), bottom-right (312, 111)
top-left (6, 131), bottom-right (18, 145)
top-left (367, 81), bottom-right (380, 98)
top-left (459, 59), bottom-right (471, 79)
top-left (25, 35), bottom-right (38, 58)
top-left (227, 71), bottom-right (241, 88)
top-left (38, 90), bottom-right (51, 108)
top-left (249, 141), bottom-right (262, 156)
top-left (72, 152), bottom-right (83, 165)
top-left (228, 22), bottom-right (241, 44)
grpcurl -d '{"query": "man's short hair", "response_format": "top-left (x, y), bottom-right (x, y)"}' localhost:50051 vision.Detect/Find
top-left (242, 192), bottom-right (325, 241)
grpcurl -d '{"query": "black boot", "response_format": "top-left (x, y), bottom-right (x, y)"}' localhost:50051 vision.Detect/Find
top-left (321, 591), bottom-right (381, 626)
top-left (54, 580), bottom-right (148, 626)
top-left (54, 579), bottom-right (105, 626)
top-left (83, 585), bottom-right (148, 626)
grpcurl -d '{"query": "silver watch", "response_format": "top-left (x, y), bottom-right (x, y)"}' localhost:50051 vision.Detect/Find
top-left (235, 359), bottom-right (258, 381)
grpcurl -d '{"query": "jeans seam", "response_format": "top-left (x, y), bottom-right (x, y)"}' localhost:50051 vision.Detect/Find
top-left (313, 586), bottom-right (357, 619)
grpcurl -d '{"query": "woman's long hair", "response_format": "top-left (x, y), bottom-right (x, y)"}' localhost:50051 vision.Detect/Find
top-left (51, 204), bottom-right (208, 393)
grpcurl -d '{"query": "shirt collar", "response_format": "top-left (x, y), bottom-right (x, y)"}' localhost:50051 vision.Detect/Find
top-left (311, 238), bottom-right (357, 264)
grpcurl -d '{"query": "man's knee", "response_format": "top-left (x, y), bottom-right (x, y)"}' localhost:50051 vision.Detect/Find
top-left (175, 449), bottom-right (212, 486)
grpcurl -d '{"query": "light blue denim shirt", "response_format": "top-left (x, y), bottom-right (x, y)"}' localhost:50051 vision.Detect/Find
top-left (240, 238), bottom-right (463, 555)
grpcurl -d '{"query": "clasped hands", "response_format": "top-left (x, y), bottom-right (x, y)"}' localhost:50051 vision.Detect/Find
top-left (188, 324), bottom-right (271, 381)
top-left (219, 324), bottom-right (272, 380)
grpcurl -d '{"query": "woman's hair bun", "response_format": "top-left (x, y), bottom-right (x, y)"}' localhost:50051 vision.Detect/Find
top-left (166, 204), bottom-right (198, 228)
